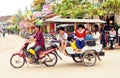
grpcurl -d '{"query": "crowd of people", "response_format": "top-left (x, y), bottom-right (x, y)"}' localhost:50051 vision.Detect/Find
top-left (0, 21), bottom-right (118, 61)
top-left (56, 24), bottom-right (118, 55)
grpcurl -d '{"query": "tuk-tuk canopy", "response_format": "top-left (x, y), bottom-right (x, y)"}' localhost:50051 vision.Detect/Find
top-left (44, 18), bottom-right (106, 23)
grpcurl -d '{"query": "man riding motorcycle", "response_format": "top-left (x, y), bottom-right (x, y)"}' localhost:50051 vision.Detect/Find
top-left (109, 27), bottom-right (116, 49)
top-left (29, 24), bottom-right (45, 63)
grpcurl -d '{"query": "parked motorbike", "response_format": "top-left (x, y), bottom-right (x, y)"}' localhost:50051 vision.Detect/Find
top-left (10, 41), bottom-right (62, 68)
top-left (106, 34), bottom-right (116, 49)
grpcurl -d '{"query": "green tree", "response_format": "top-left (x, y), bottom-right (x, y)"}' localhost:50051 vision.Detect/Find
top-left (12, 9), bottom-right (24, 25)
top-left (100, 0), bottom-right (120, 26)
top-left (12, 9), bottom-right (24, 33)
top-left (102, 0), bottom-right (120, 16)
top-left (53, 0), bottom-right (85, 18)
top-left (34, 3), bottom-right (43, 11)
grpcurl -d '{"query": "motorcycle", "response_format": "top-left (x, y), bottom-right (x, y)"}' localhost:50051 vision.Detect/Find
top-left (106, 34), bottom-right (116, 49)
top-left (10, 41), bottom-right (62, 68)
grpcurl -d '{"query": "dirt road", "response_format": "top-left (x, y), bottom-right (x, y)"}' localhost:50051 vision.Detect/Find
top-left (0, 35), bottom-right (120, 78)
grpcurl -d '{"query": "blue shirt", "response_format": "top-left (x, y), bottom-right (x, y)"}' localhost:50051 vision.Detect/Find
top-left (85, 34), bottom-right (94, 40)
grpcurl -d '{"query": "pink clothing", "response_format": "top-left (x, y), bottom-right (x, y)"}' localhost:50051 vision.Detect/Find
top-left (110, 30), bottom-right (116, 37)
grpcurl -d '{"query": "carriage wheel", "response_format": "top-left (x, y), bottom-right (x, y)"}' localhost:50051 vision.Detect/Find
top-left (82, 51), bottom-right (97, 67)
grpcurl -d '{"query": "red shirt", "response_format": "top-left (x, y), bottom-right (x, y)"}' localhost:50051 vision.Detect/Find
top-left (75, 29), bottom-right (86, 38)
top-left (34, 30), bottom-right (45, 47)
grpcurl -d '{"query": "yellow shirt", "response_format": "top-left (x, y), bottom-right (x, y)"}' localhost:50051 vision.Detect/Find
top-left (70, 42), bottom-right (77, 49)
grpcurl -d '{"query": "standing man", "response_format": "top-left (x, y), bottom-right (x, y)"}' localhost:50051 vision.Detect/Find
top-left (0, 28), bottom-right (1, 38)
top-left (29, 24), bottom-right (45, 63)
top-left (2, 30), bottom-right (6, 38)
top-left (100, 24), bottom-right (106, 47)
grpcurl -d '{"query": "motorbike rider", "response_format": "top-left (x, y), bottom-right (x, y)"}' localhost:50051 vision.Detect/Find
top-left (29, 24), bottom-right (45, 63)
top-left (109, 27), bottom-right (116, 49)
top-left (110, 27), bottom-right (116, 37)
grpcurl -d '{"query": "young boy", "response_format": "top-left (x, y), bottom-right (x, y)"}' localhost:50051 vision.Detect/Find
top-left (57, 27), bottom-right (68, 55)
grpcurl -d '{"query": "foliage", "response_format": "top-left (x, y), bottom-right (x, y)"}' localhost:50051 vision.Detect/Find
top-left (53, 0), bottom-right (86, 18)
top-left (52, 0), bottom-right (120, 19)
top-left (34, 3), bottom-right (43, 11)
top-left (7, 25), bottom-right (20, 32)
top-left (12, 9), bottom-right (24, 25)
top-left (53, 0), bottom-right (107, 18)
top-left (101, 0), bottom-right (120, 15)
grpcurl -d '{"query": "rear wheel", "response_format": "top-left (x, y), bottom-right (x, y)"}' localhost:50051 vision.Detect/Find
top-left (10, 54), bottom-right (25, 68)
top-left (82, 51), bottom-right (97, 67)
top-left (44, 52), bottom-right (57, 67)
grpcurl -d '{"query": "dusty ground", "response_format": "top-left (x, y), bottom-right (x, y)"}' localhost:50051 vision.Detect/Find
top-left (0, 34), bottom-right (120, 78)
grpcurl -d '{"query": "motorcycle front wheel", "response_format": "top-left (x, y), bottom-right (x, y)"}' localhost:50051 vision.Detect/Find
top-left (44, 52), bottom-right (58, 67)
top-left (10, 54), bottom-right (25, 68)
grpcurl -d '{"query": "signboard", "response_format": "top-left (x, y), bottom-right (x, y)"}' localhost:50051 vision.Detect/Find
top-left (33, 11), bottom-right (43, 18)
top-left (42, 5), bottom-right (52, 14)
top-left (19, 21), bottom-right (25, 29)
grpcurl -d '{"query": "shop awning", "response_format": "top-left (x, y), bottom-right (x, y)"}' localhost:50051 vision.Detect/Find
top-left (44, 13), bottom-right (57, 19)
top-left (44, 18), bottom-right (106, 23)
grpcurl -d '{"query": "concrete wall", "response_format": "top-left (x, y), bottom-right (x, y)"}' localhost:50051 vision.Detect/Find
top-left (115, 13), bottom-right (120, 26)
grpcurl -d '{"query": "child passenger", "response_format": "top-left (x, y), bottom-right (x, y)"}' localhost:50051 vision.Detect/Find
top-left (57, 27), bottom-right (68, 55)
top-left (70, 37), bottom-right (78, 52)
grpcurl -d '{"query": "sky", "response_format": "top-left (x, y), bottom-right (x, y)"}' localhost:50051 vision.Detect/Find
top-left (0, 0), bottom-right (34, 16)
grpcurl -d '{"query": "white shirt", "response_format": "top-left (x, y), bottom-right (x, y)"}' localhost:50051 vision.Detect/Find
top-left (118, 28), bottom-right (120, 36)
top-left (57, 33), bottom-right (68, 43)
top-left (92, 32), bottom-right (100, 44)
top-left (110, 30), bottom-right (116, 37)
